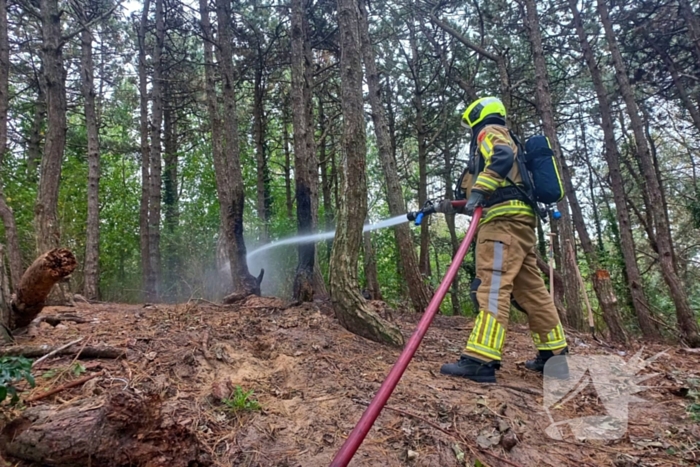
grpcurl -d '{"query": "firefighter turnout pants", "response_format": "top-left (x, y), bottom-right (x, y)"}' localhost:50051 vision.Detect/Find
top-left (464, 218), bottom-right (567, 362)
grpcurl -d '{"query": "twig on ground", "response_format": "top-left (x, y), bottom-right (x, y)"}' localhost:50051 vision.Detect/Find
top-left (0, 344), bottom-right (127, 359)
top-left (499, 384), bottom-right (542, 396)
top-left (36, 314), bottom-right (89, 326)
top-left (25, 371), bottom-right (103, 402)
top-left (32, 337), bottom-right (84, 367)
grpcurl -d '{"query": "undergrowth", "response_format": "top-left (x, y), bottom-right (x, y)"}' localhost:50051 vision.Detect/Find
top-left (0, 356), bottom-right (35, 403)
top-left (222, 386), bottom-right (261, 413)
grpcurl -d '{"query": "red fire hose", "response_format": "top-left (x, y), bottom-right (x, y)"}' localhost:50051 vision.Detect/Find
top-left (329, 206), bottom-right (483, 467)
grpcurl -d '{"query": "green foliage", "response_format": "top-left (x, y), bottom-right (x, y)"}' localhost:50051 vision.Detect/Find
top-left (72, 362), bottom-right (86, 377)
top-left (222, 386), bottom-right (262, 413)
top-left (0, 357), bottom-right (35, 404)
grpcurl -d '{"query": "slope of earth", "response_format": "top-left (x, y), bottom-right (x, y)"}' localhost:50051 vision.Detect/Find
top-left (0, 297), bottom-right (698, 467)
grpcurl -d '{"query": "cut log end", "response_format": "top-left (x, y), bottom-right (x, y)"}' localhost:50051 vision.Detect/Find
top-left (9, 249), bottom-right (78, 330)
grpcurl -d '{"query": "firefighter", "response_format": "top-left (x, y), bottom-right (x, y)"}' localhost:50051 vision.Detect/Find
top-left (436, 96), bottom-right (568, 383)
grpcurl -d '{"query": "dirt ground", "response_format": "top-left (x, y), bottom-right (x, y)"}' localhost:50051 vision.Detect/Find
top-left (0, 296), bottom-right (698, 467)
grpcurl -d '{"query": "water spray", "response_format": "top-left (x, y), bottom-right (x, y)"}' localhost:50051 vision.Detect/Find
top-left (246, 215), bottom-right (409, 261)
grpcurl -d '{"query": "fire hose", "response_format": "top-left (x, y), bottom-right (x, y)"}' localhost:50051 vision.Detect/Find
top-left (329, 202), bottom-right (482, 467)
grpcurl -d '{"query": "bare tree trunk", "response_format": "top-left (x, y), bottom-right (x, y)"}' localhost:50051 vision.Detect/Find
top-left (330, 0), bottom-right (403, 347)
top-left (80, 25), bottom-right (100, 301)
top-left (318, 97), bottom-right (334, 261)
top-left (163, 95), bottom-right (178, 296)
top-left (358, 0), bottom-right (430, 313)
top-left (35, 0), bottom-right (66, 254)
top-left (253, 64), bottom-right (270, 243)
top-left (290, 0), bottom-right (317, 301)
top-left (215, 0), bottom-right (259, 295)
top-left (363, 228), bottom-right (382, 300)
top-left (536, 254), bottom-right (568, 322)
top-left (26, 86), bottom-right (45, 180)
top-left (597, 0), bottom-right (699, 346)
top-left (34, 0), bottom-right (71, 305)
top-left (146, 0), bottom-right (164, 301)
top-left (442, 134), bottom-right (461, 315)
top-left (568, 0), bottom-right (660, 340)
top-left (524, 0), bottom-right (624, 338)
top-left (137, 0), bottom-right (151, 301)
top-left (0, 0), bottom-right (21, 290)
top-left (282, 101), bottom-right (293, 221)
top-left (0, 245), bottom-right (11, 338)
top-left (408, 26), bottom-right (431, 278)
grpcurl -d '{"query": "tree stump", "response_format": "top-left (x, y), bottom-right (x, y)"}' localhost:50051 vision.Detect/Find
top-left (0, 392), bottom-right (201, 466)
top-left (0, 245), bottom-right (13, 342)
top-left (3, 249), bottom-right (77, 333)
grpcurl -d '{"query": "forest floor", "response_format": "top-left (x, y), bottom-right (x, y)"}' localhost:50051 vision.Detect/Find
top-left (0, 296), bottom-right (698, 467)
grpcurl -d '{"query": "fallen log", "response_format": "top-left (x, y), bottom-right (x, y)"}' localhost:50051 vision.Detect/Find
top-left (0, 344), bottom-right (126, 360)
top-left (10, 249), bottom-right (77, 330)
top-left (0, 392), bottom-right (203, 466)
top-left (35, 314), bottom-right (89, 326)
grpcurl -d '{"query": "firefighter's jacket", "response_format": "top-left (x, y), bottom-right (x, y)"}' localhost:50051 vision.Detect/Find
top-left (461, 124), bottom-right (535, 225)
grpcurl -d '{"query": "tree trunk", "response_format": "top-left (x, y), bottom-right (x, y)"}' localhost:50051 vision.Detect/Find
top-left (137, 0), bottom-right (151, 302)
top-left (0, 245), bottom-right (12, 341)
top-left (0, 393), bottom-right (201, 467)
top-left (330, 0), bottom-right (403, 347)
top-left (9, 248), bottom-right (76, 330)
top-left (597, 0), bottom-right (699, 346)
top-left (442, 133), bottom-right (461, 315)
top-left (81, 26), bottom-right (100, 301)
top-left (253, 64), bottom-right (270, 243)
top-left (26, 86), bottom-right (45, 180)
top-left (290, 0), bottom-right (318, 301)
top-left (408, 26), bottom-right (431, 278)
top-left (282, 103), bottom-right (293, 220)
top-left (215, 0), bottom-right (260, 295)
top-left (163, 94), bottom-right (178, 296)
top-left (35, 0), bottom-right (66, 254)
top-left (535, 254), bottom-right (567, 322)
top-left (318, 97), bottom-right (335, 261)
top-left (524, 0), bottom-right (623, 336)
top-left (568, 0), bottom-right (660, 340)
top-left (147, 0), bottom-right (164, 301)
top-left (363, 229), bottom-right (382, 300)
top-left (358, 0), bottom-right (430, 313)
top-left (0, 0), bottom-right (21, 291)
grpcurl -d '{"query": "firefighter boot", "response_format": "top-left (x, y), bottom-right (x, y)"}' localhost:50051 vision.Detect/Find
top-left (525, 347), bottom-right (569, 379)
top-left (440, 355), bottom-right (500, 383)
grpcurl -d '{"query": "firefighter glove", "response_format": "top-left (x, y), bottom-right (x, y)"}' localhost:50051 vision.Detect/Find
top-left (435, 199), bottom-right (455, 214)
top-left (465, 191), bottom-right (484, 216)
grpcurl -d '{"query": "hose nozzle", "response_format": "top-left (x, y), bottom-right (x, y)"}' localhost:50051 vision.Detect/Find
top-left (407, 200), bottom-right (436, 226)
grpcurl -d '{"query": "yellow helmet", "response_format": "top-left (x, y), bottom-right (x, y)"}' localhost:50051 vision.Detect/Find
top-left (461, 97), bottom-right (507, 128)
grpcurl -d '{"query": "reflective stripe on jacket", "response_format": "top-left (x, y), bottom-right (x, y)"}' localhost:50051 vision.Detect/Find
top-left (461, 124), bottom-right (535, 225)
